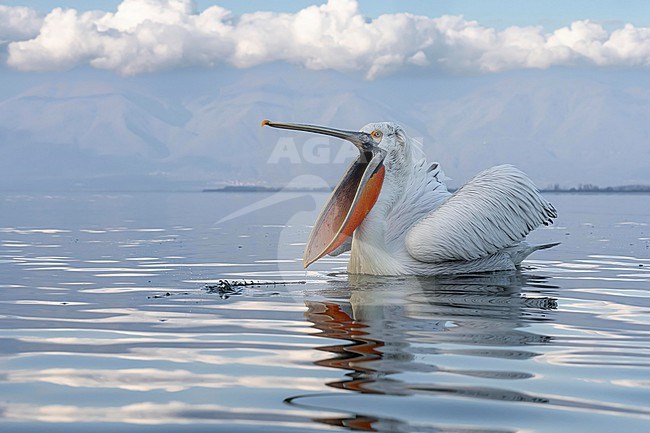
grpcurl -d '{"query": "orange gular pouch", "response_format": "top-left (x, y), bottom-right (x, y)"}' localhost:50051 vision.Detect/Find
top-left (303, 155), bottom-right (385, 268)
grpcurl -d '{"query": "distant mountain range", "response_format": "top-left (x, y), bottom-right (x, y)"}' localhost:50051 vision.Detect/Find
top-left (0, 65), bottom-right (648, 191)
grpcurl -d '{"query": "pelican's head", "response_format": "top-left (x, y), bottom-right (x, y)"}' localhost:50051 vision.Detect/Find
top-left (262, 120), bottom-right (412, 268)
top-left (357, 122), bottom-right (414, 179)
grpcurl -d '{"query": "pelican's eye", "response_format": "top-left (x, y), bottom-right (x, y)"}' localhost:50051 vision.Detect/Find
top-left (371, 130), bottom-right (383, 141)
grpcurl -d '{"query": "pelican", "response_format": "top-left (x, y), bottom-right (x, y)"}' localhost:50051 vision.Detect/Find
top-left (262, 120), bottom-right (557, 276)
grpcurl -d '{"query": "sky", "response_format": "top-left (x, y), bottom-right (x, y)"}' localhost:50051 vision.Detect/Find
top-left (1, 0), bottom-right (649, 190)
top-left (4, 0), bottom-right (650, 28)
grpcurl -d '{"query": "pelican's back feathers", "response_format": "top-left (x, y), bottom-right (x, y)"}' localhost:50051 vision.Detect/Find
top-left (405, 165), bottom-right (556, 263)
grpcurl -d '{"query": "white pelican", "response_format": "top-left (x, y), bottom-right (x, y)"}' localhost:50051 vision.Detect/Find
top-left (262, 120), bottom-right (557, 276)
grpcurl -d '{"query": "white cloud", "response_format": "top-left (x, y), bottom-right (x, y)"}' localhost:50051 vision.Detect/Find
top-left (4, 0), bottom-right (650, 77)
top-left (0, 5), bottom-right (43, 41)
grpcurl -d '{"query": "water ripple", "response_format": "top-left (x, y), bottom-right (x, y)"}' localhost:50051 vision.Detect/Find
top-left (1, 192), bottom-right (648, 432)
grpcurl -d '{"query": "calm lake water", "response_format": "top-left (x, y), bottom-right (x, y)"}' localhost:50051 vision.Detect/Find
top-left (0, 191), bottom-right (648, 433)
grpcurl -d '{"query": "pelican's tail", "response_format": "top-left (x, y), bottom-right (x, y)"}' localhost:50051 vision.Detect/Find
top-left (505, 242), bottom-right (561, 266)
top-left (533, 242), bottom-right (562, 251)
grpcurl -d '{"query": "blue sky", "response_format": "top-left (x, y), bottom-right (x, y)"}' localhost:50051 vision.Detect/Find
top-left (5, 0), bottom-right (650, 28)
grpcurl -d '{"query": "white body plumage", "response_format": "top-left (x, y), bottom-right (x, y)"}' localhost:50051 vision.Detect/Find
top-left (346, 123), bottom-right (556, 276)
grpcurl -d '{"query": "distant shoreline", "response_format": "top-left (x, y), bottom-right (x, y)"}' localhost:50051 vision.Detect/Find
top-left (539, 190), bottom-right (650, 194)
top-left (203, 185), bottom-right (650, 194)
top-left (539, 186), bottom-right (650, 193)
top-left (202, 185), bottom-right (332, 193)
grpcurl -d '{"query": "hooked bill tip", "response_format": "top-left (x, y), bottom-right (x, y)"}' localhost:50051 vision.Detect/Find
top-left (261, 119), bottom-right (271, 127)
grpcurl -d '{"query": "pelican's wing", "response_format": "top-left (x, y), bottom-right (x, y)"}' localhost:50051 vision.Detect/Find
top-left (405, 165), bottom-right (556, 263)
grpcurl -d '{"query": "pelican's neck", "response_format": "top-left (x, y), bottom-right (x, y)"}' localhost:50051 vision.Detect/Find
top-left (349, 197), bottom-right (402, 275)
top-left (348, 160), bottom-right (412, 275)
top-left (348, 157), bottom-right (451, 275)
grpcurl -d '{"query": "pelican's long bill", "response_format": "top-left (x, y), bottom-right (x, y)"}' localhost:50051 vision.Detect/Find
top-left (262, 120), bottom-right (386, 267)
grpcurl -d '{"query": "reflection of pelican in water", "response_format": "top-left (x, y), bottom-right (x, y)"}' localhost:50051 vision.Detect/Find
top-left (287, 272), bottom-right (558, 432)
